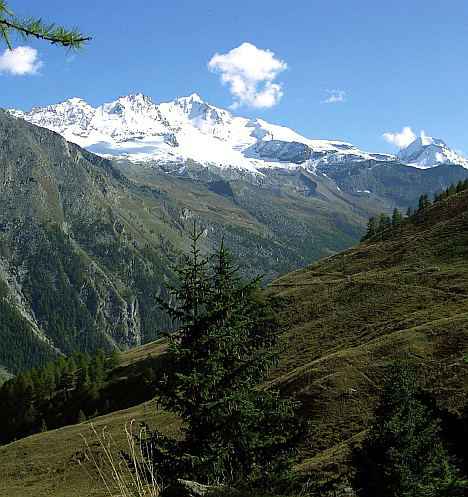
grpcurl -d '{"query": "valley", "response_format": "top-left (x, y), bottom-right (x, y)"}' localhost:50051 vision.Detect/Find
top-left (2, 3), bottom-right (468, 497)
top-left (1, 106), bottom-right (468, 377)
top-left (1, 181), bottom-right (467, 496)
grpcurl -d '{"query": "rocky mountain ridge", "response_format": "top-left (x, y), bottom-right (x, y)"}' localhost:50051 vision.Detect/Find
top-left (13, 93), bottom-right (464, 174)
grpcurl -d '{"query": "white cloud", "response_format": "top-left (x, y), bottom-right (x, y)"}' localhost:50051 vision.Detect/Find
top-left (0, 46), bottom-right (42, 76)
top-left (208, 42), bottom-right (287, 109)
top-left (383, 126), bottom-right (416, 149)
top-left (323, 89), bottom-right (346, 104)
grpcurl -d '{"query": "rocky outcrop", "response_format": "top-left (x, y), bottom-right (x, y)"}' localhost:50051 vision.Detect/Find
top-left (244, 140), bottom-right (312, 164)
top-left (161, 479), bottom-right (237, 497)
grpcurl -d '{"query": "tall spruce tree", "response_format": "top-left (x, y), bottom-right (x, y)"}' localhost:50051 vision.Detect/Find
top-left (353, 362), bottom-right (464, 497)
top-left (143, 226), bottom-right (304, 487)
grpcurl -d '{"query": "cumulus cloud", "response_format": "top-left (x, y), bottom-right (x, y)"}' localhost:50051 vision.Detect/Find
top-left (323, 89), bottom-right (346, 104)
top-left (208, 42), bottom-right (287, 109)
top-left (383, 126), bottom-right (417, 149)
top-left (0, 46), bottom-right (42, 75)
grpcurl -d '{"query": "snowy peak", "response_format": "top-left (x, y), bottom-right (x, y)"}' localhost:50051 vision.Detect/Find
top-left (398, 135), bottom-right (467, 169)
top-left (175, 92), bottom-right (204, 105)
top-left (12, 92), bottom-right (462, 175)
top-left (162, 93), bottom-right (232, 127)
top-left (102, 93), bottom-right (155, 114)
top-left (9, 97), bottom-right (95, 136)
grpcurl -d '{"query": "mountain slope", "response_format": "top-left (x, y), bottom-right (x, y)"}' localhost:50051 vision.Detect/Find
top-left (2, 109), bottom-right (468, 376)
top-left (0, 110), bottom-right (183, 372)
top-left (1, 187), bottom-right (468, 497)
top-left (0, 111), bottom-right (387, 375)
top-left (269, 189), bottom-right (468, 473)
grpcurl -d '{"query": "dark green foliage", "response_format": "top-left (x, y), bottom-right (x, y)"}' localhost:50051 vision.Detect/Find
top-left (0, 0), bottom-right (90, 48)
top-left (447, 184), bottom-right (457, 196)
top-left (363, 180), bottom-right (468, 242)
top-left (434, 180), bottom-right (468, 205)
top-left (418, 193), bottom-right (431, 211)
top-left (361, 213), bottom-right (391, 241)
top-left (378, 213), bottom-right (391, 233)
top-left (0, 280), bottom-right (56, 373)
top-left (22, 226), bottom-right (107, 355)
top-left (353, 362), bottom-right (465, 497)
top-left (143, 228), bottom-right (304, 487)
top-left (391, 208), bottom-right (402, 227)
top-left (361, 217), bottom-right (377, 241)
top-left (2, 220), bottom-right (172, 371)
top-left (0, 348), bottom-right (134, 445)
top-left (107, 349), bottom-right (121, 369)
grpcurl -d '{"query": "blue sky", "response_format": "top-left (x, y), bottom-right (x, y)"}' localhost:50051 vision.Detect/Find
top-left (1, 0), bottom-right (467, 154)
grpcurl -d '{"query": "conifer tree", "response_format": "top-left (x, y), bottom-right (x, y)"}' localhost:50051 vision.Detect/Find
top-left (418, 194), bottom-right (431, 211)
top-left (391, 208), bottom-right (402, 227)
top-left (0, 1), bottom-right (90, 49)
top-left (406, 207), bottom-right (413, 217)
top-left (353, 362), bottom-right (464, 497)
top-left (143, 227), bottom-right (304, 487)
top-left (362, 216), bottom-right (377, 241)
top-left (377, 213), bottom-right (391, 237)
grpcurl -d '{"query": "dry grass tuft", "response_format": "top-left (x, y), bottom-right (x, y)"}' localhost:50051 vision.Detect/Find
top-left (80, 420), bottom-right (160, 497)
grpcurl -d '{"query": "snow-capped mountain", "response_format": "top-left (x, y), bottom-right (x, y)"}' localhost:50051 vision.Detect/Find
top-left (397, 135), bottom-right (468, 169)
top-left (9, 93), bottom-right (467, 174)
top-left (8, 93), bottom-right (392, 175)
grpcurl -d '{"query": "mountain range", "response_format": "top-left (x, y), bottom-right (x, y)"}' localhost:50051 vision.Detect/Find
top-left (2, 96), bottom-right (468, 376)
top-left (1, 178), bottom-right (468, 497)
top-left (9, 93), bottom-right (468, 173)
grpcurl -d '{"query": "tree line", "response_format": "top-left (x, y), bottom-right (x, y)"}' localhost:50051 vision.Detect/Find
top-left (362, 179), bottom-right (468, 241)
top-left (0, 349), bottom-right (122, 444)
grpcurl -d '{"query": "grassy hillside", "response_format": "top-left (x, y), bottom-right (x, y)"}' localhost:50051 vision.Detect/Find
top-left (269, 189), bottom-right (468, 477)
top-left (1, 187), bottom-right (468, 495)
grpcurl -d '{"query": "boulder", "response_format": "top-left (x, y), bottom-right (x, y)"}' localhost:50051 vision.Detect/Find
top-left (161, 479), bottom-right (222, 497)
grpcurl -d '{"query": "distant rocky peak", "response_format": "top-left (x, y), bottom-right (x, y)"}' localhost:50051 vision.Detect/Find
top-left (102, 93), bottom-right (156, 114)
top-left (172, 93), bottom-right (230, 124)
top-left (177, 92), bottom-right (204, 104)
top-left (398, 134), bottom-right (467, 169)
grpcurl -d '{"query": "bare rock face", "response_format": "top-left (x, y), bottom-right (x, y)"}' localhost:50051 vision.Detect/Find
top-left (244, 139), bottom-right (312, 164)
top-left (0, 110), bottom-right (172, 372)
